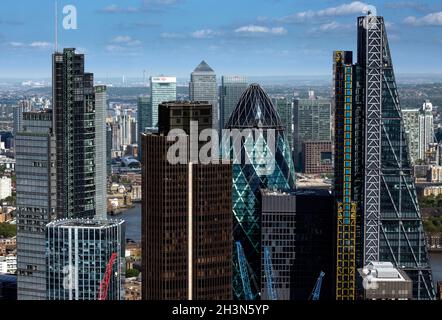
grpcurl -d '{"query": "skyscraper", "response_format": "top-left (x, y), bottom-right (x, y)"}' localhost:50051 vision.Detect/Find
top-left (46, 219), bottom-right (125, 300)
top-left (272, 97), bottom-right (294, 153)
top-left (402, 101), bottom-right (436, 164)
top-left (150, 76), bottom-right (176, 128)
top-left (420, 100), bottom-right (435, 161)
top-left (141, 101), bottom-right (232, 300)
top-left (402, 108), bottom-right (421, 164)
top-left (16, 111), bottom-right (56, 300)
top-left (293, 93), bottom-right (332, 171)
top-left (137, 96), bottom-right (150, 160)
top-left (94, 85), bottom-right (107, 220)
top-left (189, 61), bottom-right (218, 132)
top-left (219, 76), bottom-right (248, 130)
top-left (225, 84), bottom-right (296, 300)
top-left (334, 15), bottom-right (435, 300)
top-left (53, 48), bottom-right (96, 219)
top-left (106, 123), bottom-right (112, 176)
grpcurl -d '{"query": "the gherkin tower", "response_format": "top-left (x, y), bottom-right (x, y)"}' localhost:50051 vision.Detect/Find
top-left (224, 84), bottom-right (296, 299)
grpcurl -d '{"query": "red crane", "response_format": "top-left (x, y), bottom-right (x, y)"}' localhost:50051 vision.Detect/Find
top-left (98, 252), bottom-right (118, 300)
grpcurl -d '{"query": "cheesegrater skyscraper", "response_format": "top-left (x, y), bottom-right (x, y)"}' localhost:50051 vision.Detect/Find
top-left (334, 15), bottom-right (435, 300)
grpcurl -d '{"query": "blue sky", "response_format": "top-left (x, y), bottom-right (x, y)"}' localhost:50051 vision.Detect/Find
top-left (1, 0), bottom-right (442, 78)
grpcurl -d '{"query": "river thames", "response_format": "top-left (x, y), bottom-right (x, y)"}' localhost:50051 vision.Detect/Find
top-left (112, 203), bottom-right (442, 287)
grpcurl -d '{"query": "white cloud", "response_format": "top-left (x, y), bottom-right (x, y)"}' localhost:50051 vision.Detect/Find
top-left (404, 12), bottom-right (442, 26)
top-left (29, 41), bottom-right (52, 49)
top-left (235, 25), bottom-right (287, 35)
top-left (6, 41), bottom-right (52, 49)
top-left (278, 1), bottom-right (371, 23)
top-left (319, 21), bottom-right (341, 31)
top-left (160, 32), bottom-right (185, 39)
top-left (191, 29), bottom-right (220, 39)
top-left (110, 36), bottom-right (141, 46)
top-left (8, 42), bottom-right (25, 47)
top-left (309, 21), bottom-right (352, 34)
top-left (99, 0), bottom-right (180, 13)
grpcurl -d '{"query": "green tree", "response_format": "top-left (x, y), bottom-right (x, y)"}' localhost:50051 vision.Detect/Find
top-left (126, 268), bottom-right (140, 278)
top-left (0, 223), bottom-right (16, 238)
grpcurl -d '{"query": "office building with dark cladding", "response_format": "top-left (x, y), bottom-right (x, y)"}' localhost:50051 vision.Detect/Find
top-left (141, 101), bottom-right (232, 300)
top-left (260, 189), bottom-right (334, 300)
top-left (52, 48), bottom-right (96, 219)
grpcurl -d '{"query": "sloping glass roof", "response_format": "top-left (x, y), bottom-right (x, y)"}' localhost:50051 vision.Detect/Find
top-left (226, 84), bottom-right (284, 130)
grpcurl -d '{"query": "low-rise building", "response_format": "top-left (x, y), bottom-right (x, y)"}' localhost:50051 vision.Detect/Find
top-left (0, 237), bottom-right (16, 255)
top-left (302, 140), bottom-right (333, 174)
top-left (0, 255), bottom-right (17, 274)
top-left (0, 177), bottom-right (11, 201)
top-left (357, 262), bottom-right (412, 300)
top-left (124, 278), bottom-right (141, 300)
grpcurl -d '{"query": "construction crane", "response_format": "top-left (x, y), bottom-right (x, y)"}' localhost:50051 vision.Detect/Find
top-left (263, 247), bottom-right (278, 300)
top-left (98, 252), bottom-right (118, 301)
top-left (236, 241), bottom-right (254, 300)
top-left (309, 271), bottom-right (325, 301)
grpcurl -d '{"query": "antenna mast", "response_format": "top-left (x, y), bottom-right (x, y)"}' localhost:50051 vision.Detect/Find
top-left (54, 0), bottom-right (58, 52)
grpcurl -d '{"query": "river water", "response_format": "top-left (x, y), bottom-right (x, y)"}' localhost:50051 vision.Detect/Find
top-left (113, 203), bottom-right (442, 287)
top-left (107, 203), bottom-right (142, 243)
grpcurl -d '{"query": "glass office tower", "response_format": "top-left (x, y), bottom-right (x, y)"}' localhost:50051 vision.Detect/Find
top-left (334, 15), bottom-right (435, 300)
top-left (52, 48), bottom-right (96, 219)
top-left (150, 76), bottom-right (176, 128)
top-left (16, 111), bottom-right (56, 300)
top-left (46, 219), bottom-right (125, 300)
top-left (225, 84), bottom-right (296, 300)
top-left (219, 76), bottom-right (248, 130)
top-left (94, 85), bottom-right (107, 220)
top-left (189, 61), bottom-right (218, 132)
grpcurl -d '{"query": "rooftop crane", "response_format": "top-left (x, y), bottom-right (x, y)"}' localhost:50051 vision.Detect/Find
top-left (236, 241), bottom-right (254, 300)
top-left (309, 271), bottom-right (325, 301)
top-left (263, 246), bottom-right (278, 300)
top-left (98, 252), bottom-right (118, 301)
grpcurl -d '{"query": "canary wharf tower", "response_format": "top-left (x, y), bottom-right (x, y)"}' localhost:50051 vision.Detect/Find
top-left (334, 15), bottom-right (435, 300)
top-left (224, 84), bottom-right (296, 299)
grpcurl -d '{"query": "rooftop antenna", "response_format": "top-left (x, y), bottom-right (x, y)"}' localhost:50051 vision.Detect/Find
top-left (54, 0), bottom-right (58, 52)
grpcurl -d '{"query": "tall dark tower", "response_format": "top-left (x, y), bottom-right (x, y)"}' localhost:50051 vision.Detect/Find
top-left (334, 16), bottom-right (435, 300)
top-left (141, 101), bottom-right (232, 300)
top-left (52, 48), bottom-right (96, 218)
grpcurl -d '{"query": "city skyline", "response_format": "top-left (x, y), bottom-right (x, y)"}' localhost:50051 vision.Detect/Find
top-left (1, 0), bottom-right (442, 78)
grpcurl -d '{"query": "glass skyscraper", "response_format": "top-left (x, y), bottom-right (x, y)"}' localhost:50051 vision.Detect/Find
top-left (334, 15), bottom-right (435, 300)
top-left (219, 76), bottom-right (248, 131)
top-left (189, 61), bottom-right (218, 131)
top-left (94, 85), bottom-right (107, 220)
top-left (137, 96), bottom-right (150, 160)
top-left (46, 219), bottom-right (125, 300)
top-left (150, 76), bottom-right (176, 128)
top-left (224, 84), bottom-right (296, 300)
top-left (293, 95), bottom-right (331, 171)
top-left (16, 111), bottom-right (56, 300)
top-left (272, 97), bottom-right (294, 153)
top-left (53, 48), bottom-right (96, 219)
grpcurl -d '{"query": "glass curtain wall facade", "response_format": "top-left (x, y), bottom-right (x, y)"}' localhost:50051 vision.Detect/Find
top-left (52, 48), bottom-right (96, 219)
top-left (224, 84), bottom-right (296, 300)
top-left (16, 111), bottom-right (56, 300)
top-left (46, 219), bottom-right (125, 300)
top-left (94, 85), bottom-right (107, 220)
top-left (334, 16), bottom-right (435, 300)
